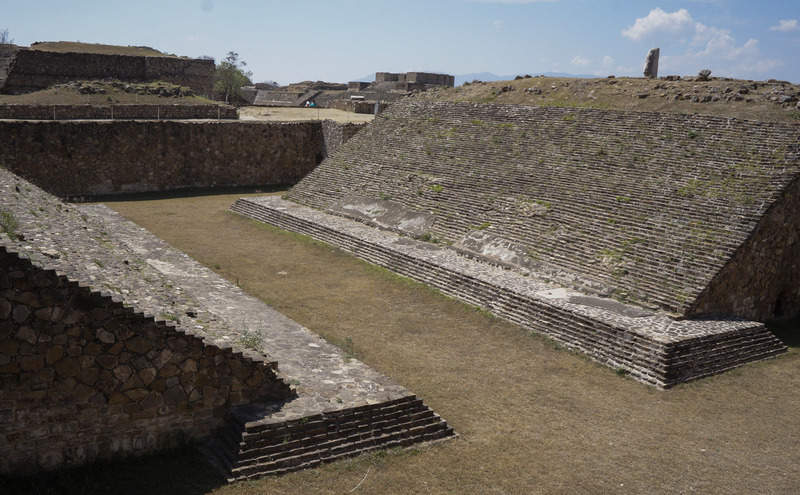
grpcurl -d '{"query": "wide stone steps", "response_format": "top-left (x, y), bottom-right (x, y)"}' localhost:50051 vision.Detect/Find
top-left (205, 395), bottom-right (454, 481)
top-left (285, 101), bottom-right (800, 314)
top-left (231, 196), bottom-right (787, 389)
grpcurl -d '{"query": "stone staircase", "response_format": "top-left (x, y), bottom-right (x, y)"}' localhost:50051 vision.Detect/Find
top-left (285, 101), bottom-right (800, 317)
top-left (76, 203), bottom-right (456, 481)
top-left (205, 395), bottom-right (453, 481)
top-left (231, 196), bottom-right (787, 388)
top-left (294, 89), bottom-right (323, 106)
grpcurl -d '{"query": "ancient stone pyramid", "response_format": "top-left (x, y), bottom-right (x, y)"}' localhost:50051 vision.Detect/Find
top-left (234, 100), bottom-right (799, 387)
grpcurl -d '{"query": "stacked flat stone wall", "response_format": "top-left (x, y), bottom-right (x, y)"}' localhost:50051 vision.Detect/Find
top-left (329, 99), bottom-right (388, 114)
top-left (285, 101), bottom-right (800, 320)
top-left (405, 72), bottom-right (455, 87)
top-left (0, 120), bottom-right (323, 196)
top-left (374, 72), bottom-right (453, 88)
top-left (0, 104), bottom-right (237, 120)
top-left (0, 167), bottom-right (295, 474)
top-left (1, 49), bottom-right (215, 96)
top-left (0, 246), bottom-right (292, 474)
top-left (320, 121), bottom-right (365, 160)
top-left (688, 176), bottom-right (800, 320)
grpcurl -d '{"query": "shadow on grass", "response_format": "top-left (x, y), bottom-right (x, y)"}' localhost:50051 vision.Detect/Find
top-left (0, 445), bottom-right (224, 495)
top-left (766, 318), bottom-right (800, 348)
top-left (68, 184), bottom-right (291, 204)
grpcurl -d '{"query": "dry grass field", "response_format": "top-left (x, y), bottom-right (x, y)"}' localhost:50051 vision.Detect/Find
top-left (17, 188), bottom-right (786, 495)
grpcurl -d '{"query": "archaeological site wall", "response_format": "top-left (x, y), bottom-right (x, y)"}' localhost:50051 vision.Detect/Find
top-left (0, 169), bottom-right (293, 474)
top-left (0, 120), bottom-right (325, 196)
top-left (285, 101), bottom-right (800, 322)
top-left (1, 49), bottom-right (215, 96)
top-left (0, 103), bottom-right (238, 120)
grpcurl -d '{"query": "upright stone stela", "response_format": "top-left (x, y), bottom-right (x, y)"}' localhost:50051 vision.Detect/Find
top-left (643, 47), bottom-right (659, 78)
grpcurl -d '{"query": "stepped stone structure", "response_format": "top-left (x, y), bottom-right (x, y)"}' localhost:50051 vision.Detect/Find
top-left (0, 167), bottom-right (454, 477)
top-left (0, 48), bottom-right (215, 96)
top-left (0, 119), bottom-right (360, 197)
top-left (232, 100), bottom-right (798, 387)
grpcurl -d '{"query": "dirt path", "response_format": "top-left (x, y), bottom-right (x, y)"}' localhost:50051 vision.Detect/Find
top-left (98, 190), bottom-right (800, 495)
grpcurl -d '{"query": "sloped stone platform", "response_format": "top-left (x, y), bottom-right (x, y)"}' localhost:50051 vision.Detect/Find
top-left (285, 101), bottom-right (800, 321)
top-left (0, 169), bottom-right (453, 479)
top-left (83, 205), bottom-right (455, 481)
top-left (231, 196), bottom-right (787, 388)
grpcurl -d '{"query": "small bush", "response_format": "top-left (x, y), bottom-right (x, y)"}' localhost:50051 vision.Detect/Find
top-left (0, 210), bottom-right (20, 239)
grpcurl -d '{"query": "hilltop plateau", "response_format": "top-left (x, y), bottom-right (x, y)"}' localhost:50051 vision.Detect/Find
top-left (26, 41), bottom-right (181, 58)
top-left (409, 74), bottom-right (800, 124)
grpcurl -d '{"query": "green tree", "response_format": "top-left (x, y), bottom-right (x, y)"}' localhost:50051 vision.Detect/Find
top-left (214, 51), bottom-right (252, 104)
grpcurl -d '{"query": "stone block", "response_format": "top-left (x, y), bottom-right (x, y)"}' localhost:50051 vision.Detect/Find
top-left (53, 358), bottom-right (80, 378)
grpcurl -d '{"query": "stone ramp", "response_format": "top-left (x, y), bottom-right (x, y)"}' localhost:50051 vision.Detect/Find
top-left (79, 204), bottom-right (455, 480)
top-left (284, 101), bottom-right (800, 319)
top-left (231, 196), bottom-right (787, 388)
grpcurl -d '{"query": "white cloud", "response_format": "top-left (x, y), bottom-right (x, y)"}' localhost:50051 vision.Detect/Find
top-left (770, 19), bottom-right (799, 32)
top-left (602, 55), bottom-right (614, 69)
top-left (622, 8), bottom-right (782, 78)
top-left (622, 8), bottom-right (694, 42)
top-left (693, 24), bottom-right (759, 60)
top-left (571, 55), bottom-right (590, 67)
top-left (492, 20), bottom-right (503, 32)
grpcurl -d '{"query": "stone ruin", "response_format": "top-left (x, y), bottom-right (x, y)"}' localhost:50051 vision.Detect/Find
top-left (247, 72), bottom-right (455, 111)
top-left (0, 148), bottom-right (453, 476)
top-left (233, 100), bottom-right (799, 388)
top-left (2, 89), bottom-right (799, 481)
top-left (0, 47), bottom-right (215, 96)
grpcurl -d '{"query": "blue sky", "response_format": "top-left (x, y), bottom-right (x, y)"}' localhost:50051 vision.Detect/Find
top-left (3, 1), bottom-right (799, 84)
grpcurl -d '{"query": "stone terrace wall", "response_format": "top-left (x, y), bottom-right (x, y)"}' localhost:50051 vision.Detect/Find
top-left (0, 120), bottom-right (323, 196)
top-left (0, 247), bottom-right (292, 474)
top-left (329, 99), bottom-right (389, 114)
top-left (320, 121), bottom-right (366, 159)
top-left (0, 104), bottom-right (237, 120)
top-left (0, 169), bottom-right (294, 474)
top-left (285, 101), bottom-right (800, 320)
top-left (688, 176), bottom-right (800, 320)
top-left (1, 49), bottom-right (215, 96)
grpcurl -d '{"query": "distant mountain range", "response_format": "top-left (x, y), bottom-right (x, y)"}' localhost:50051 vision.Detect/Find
top-left (353, 71), bottom-right (597, 86)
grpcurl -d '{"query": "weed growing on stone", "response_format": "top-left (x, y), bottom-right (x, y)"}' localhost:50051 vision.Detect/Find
top-left (239, 328), bottom-right (264, 350)
top-left (160, 312), bottom-right (181, 324)
top-left (0, 210), bottom-right (20, 239)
